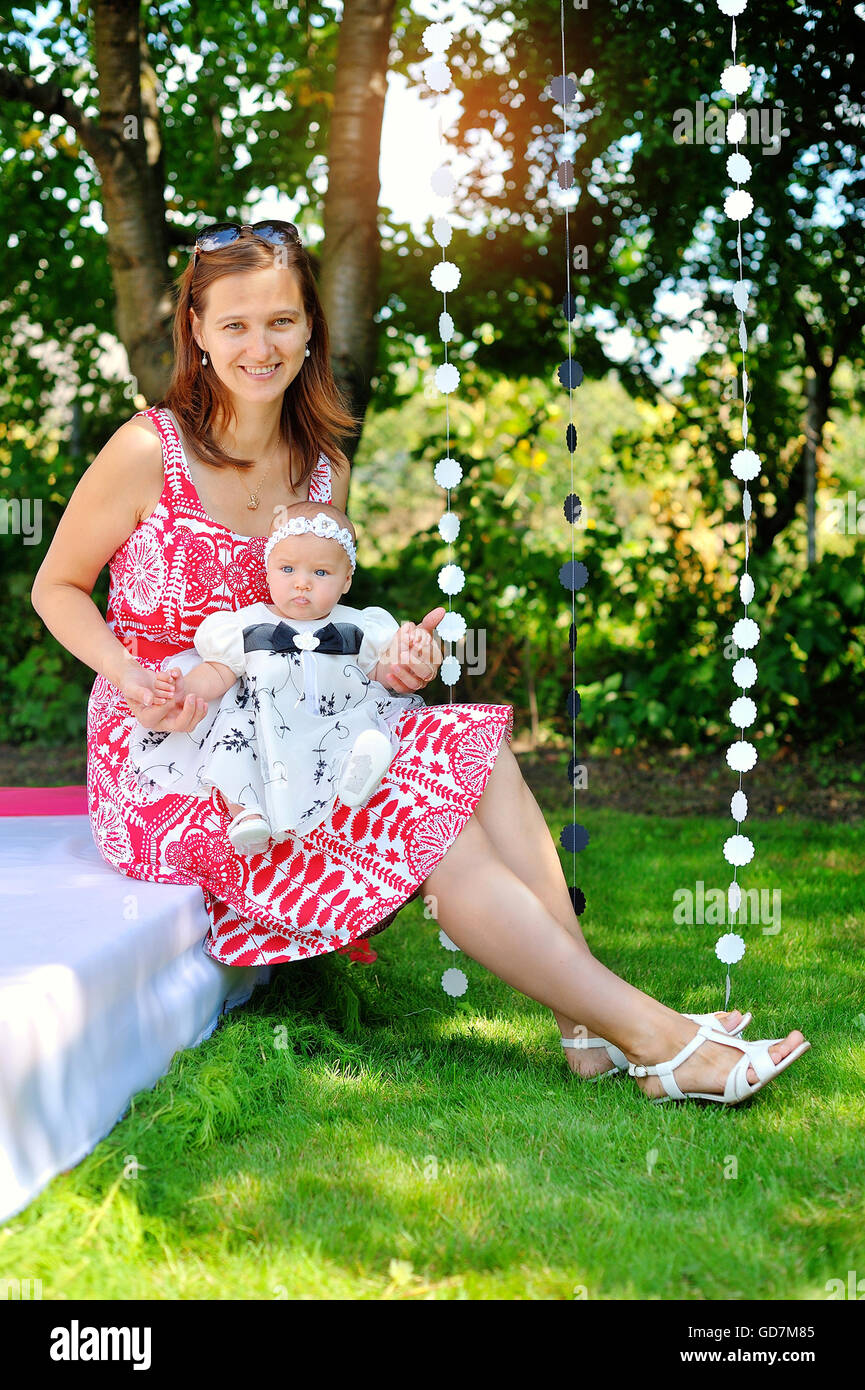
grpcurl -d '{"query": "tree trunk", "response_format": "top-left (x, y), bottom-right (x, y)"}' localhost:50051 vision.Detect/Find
top-left (522, 633), bottom-right (539, 749)
top-left (319, 0), bottom-right (396, 462)
top-left (0, 3), bottom-right (175, 402)
top-left (753, 323), bottom-right (833, 561)
top-left (2, 0), bottom-right (395, 421)
top-left (802, 368), bottom-right (830, 569)
top-left (91, 0), bottom-right (174, 401)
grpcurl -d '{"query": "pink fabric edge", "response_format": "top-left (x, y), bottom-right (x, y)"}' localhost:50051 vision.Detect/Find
top-left (0, 785), bottom-right (89, 816)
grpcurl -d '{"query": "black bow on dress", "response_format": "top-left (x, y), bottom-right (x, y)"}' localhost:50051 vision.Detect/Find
top-left (242, 619), bottom-right (364, 656)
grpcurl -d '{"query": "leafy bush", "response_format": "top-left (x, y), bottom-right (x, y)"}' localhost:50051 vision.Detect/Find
top-left (4, 411), bottom-right (863, 757)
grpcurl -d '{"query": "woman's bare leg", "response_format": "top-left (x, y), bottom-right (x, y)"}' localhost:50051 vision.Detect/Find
top-left (419, 813), bottom-right (805, 1099)
top-left (470, 741), bottom-right (744, 1075)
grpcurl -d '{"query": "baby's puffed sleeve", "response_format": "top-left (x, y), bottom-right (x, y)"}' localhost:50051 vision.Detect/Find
top-left (193, 609), bottom-right (247, 678)
top-left (356, 605), bottom-right (401, 678)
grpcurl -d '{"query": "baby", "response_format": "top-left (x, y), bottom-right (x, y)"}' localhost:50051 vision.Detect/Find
top-left (130, 502), bottom-right (443, 854)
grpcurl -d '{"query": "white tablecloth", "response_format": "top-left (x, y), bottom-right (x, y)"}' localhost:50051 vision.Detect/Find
top-left (0, 814), bottom-right (270, 1224)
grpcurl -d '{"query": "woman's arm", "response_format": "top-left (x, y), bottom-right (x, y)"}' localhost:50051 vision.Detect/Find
top-left (329, 458), bottom-right (349, 514)
top-left (30, 418), bottom-right (165, 689)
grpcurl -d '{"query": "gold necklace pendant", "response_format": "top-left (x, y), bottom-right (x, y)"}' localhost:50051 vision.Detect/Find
top-left (233, 430), bottom-right (281, 511)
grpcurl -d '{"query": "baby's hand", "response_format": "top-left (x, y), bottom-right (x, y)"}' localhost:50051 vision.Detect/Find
top-left (380, 608), bottom-right (445, 693)
top-left (134, 667), bottom-right (209, 732)
top-left (153, 667), bottom-right (187, 706)
top-left (152, 670), bottom-right (174, 703)
top-left (403, 609), bottom-right (445, 667)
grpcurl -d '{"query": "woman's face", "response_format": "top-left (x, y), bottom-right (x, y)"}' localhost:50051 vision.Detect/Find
top-left (267, 534), bottom-right (352, 620)
top-left (191, 265), bottom-right (312, 400)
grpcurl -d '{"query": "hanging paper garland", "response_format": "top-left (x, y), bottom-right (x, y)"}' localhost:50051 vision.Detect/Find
top-left (550, 6), bottom-right (589, 921)
top-left (419, 21), bottom-right (472, 998)
top-left (715, 0), bottom-right (761, 1004)
top-left (422, 21), bottom-right (465, 696)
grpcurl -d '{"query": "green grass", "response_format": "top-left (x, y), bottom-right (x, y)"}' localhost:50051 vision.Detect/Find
top-left (1, 808), bottom-right (862, 1300)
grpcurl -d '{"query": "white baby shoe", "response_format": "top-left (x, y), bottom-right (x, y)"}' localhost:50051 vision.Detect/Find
top-left (226, 807), bottom-right (272, 855)
top-left (336, 729), bottom-right (394, 807)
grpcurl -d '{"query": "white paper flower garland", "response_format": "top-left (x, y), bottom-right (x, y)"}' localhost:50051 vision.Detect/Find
top-left (423, 21), bottom-right (466, 709)
top-left (419, 22), bottom-right (471, 1000)
top-left (716, 0), bottom-right (759, 1003)
top-left (551, 6), bottom-right (589, 922)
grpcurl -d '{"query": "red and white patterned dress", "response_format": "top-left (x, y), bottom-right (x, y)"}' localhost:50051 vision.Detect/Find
top-left (86, 405), bottom-right (514, 967)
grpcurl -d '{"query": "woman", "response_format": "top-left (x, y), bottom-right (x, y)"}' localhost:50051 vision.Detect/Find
top-left (30, 220), bottom-right (809, 1106)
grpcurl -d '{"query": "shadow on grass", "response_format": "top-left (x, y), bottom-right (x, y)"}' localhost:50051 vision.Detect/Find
top-left (6, 801), bottom-right (863, 1299)
top-left (26, 924), bottom-right (857, 1299)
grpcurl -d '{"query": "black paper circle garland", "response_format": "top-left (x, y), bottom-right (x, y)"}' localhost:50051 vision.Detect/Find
top-left (548, 29), bottom-right (590, 923)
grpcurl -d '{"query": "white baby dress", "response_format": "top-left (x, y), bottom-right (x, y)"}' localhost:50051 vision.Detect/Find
top-left (128, 600), bottom-right (427, 838)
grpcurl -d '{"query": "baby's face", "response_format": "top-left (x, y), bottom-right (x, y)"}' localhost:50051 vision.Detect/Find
top-left (266, 534), bottom-right (352, 620)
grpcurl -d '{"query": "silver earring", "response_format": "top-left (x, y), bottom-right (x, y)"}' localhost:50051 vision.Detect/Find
top-left (202, 351), bottom-right (208, 366)
top-left (305, 346), bottom-right (310, 357)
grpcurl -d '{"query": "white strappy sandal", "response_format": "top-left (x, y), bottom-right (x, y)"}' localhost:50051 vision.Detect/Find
top-left (629, 1021), bottom-right (811, 1106)
top-left (560, 1035), bottom-right (629, 1079)
top-left (560, 1010), bottom-right (752, 1079)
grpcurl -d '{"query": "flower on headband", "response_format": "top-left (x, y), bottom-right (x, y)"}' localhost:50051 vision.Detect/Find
top-left (264, 511), bottom-right (357, 572)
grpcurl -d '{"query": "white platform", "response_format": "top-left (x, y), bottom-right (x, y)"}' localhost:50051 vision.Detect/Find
top-left (0, 814), bottom-right (270, 1224)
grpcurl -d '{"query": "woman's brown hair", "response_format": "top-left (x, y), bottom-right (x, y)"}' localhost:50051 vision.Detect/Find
top-left (154, 229), bottom-right (363, 492)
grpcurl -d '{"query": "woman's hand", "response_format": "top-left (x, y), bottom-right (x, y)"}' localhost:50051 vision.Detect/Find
top-left (378, 607), bottom-right (446, 694)
top-left (116, 657), bottom-right (210, 733)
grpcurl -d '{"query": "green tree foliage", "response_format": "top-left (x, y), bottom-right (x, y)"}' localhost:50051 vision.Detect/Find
top-left (0, 1), bottom-right (863, 755)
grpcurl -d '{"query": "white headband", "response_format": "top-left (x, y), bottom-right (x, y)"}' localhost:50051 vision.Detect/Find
top-left (264, 511), bottom-right (357, 573)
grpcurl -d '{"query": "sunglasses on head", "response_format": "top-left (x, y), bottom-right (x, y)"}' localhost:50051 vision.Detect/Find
top-left (192, 220), bottom-right (301, 262)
